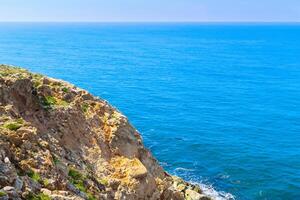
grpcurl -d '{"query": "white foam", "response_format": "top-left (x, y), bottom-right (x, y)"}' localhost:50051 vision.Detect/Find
top-left (191, 181), bottom-right (235, 200)
top-left (172, 169), bottom-right (235, 200)
top-left (175, 167), bottom-right (195, 172)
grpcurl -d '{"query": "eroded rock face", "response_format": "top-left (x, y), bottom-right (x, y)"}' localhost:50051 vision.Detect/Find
top-left (0, 65), bottom-right (212, 200)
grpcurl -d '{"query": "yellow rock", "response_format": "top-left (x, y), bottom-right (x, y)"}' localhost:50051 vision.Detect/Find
top-left (110, 156), bottom-right (148, 181)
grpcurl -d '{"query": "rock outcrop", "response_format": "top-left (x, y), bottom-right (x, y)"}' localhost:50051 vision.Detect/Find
top-left (0, 65), bottom-right (212, 200)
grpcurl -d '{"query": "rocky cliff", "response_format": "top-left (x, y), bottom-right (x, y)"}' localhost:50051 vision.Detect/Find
top-left (0, 65), bottom-right (212, 200)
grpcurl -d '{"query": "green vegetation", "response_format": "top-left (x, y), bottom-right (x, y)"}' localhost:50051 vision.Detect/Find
top-left (99, 178), bottom-right (108, 186)
top-left (0, 65), bottom-right (27, 78)
top-left (87, 193), bottom-right (97, 200)
top-left (51, 81), bottom-right (62, 87)
top-left (81, 103), bottom-right (89, 113)
top-left (68, 168), bottom-right (92, 195)
top-left (43, 179), bottom-right (50, 187)
top-left (59, 100), bottom-right (69, 107)
top-left (68, 168), bottom-right (84, 180)
top-left (32, 73), bottom-right (43, 88)
top-left (26, 193), bottom-right (51, 200)
top-left (33, 80), bottom-right (42, 88)
top-left (67, 168), bottom-right (97, 199)
top-left (42, 96), bottom-right (57, 107)
top-left (74, 180), bottom-right (86, 192)
top-left (62, 87), bottom-right (69, 93)
top-left (0, 191), bottom-right (7, 197)
top-left (52, 155), bottom-right (60, 165)
top-left (68, 168), bottom-right (86, 192)
top-left (41, 96), bottom-right (69, 109)
top-left (27, 170), bottom-right (41, 183)
top-left (3, 118), bottom-right (24, 131)
top-left (32, 73), bottom-right (43, 80)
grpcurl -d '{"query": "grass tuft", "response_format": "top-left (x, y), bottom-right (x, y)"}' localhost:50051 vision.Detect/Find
top-left (62, 87), bottom-right (69, 93)
top-left (41, 96), bottom-right (69, 109)
top-left (68, 168), bottom-right (88, 193)
top-left (52, 155), bottom-right (60, 165)
top-left (87, 193), bottom-right (97, 200)
top-left (0, 191), bottom-right (7, 197)
top-left (81, 103), bottom-right (89, 113)
top-left (68, 168), bottom-right (84, 180)
top-left (26, 192), bottom-right (51, 200)
top-left (43, 179), bottom-right (50, 187)
top-left (27, 170), bottom-right (41, 183)
top-left (3, 118), bottom-right (24, 131)
top-left (99, 178), bottom-right (108, 186)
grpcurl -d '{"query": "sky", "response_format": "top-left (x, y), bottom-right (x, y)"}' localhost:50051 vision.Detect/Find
top-left (0, 0), bottom-right (299, 22)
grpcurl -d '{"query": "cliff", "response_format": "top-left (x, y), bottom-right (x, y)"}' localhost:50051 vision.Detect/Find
top-left (0, 65), bottom-right (212, 200)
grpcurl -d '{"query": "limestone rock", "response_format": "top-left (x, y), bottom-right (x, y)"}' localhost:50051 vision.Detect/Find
top-left (0, 65), bottom-right (213, 200)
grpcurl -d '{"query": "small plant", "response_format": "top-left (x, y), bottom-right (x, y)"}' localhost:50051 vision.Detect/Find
top-left (32, 73), bottom-right (43, 88)
top-left (81, 103), bottom-right (89, 113)
top-left (3, 118), bottom-right (24, 131)
top-left (74, 180), bottom-right (86, 192)
top-left (87, 193), bottom-right (97, 200)
top-left (58, 100), bottom-right (69, 107)
top-left (51, 81), bottom-right (62, 87)
top-left (62, 87), bottom-right (69, 93)
top-left (37, 193), bottom-right (51, 200)
top-left (68, 168), bottom-right (84, 180)
top-left (43, 179), bottom-right (50, 187)
top-left (32, 73), bottom-right (43, 80)
top-left (0, 191), bottom-right (7, 197)
top-left (43, 96), bottom-right (57, 106)
top-left (68, 168), bottom-right (88, 192)
top-left (41, 96), bottom-right (57, 109)
top-left (27, 170), bottom-right (41, 183)
top-left (26, 192), bottom-right (51, 200)
top-left (33, 80), bottom-right (42, 88)
top-left (0, 65), bottom-right (27, 77)
top-left (52, 155), bottom-right (60, 165)
top-left (41, 96), bottom-right (69, 109)
top-left (99, 178), bottom-right (108, 186)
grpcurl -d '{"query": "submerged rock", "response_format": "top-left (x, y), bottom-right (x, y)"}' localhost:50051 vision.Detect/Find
top-left (0, 65), bottom-right (213, 200)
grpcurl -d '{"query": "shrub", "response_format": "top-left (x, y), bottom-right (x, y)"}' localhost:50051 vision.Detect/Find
top-left (43, 179), bottom-right (50, 187)
top-left (41, 96), bottom-right (69, 109)
top-left (68, 168), bottom-right (83, 180)
top-left (74, 180), bottom-right (86, 192)
top-left (81, 103), bottom-right (89, 113)
top-left (42, 96), bottom-right (57, 107)
top-left (0, 65), bottom-right (27, 77)
top-left (37, 193), bottom-right (51, 200)
top-left (58, 100), bottom-right (69, 107)
top-left (4, 118), bottom-right (24, 131)
top-left (87, 193), bottom-right (97, 200)
top-left (4, 122), bottom-right (22, 131)
top-left (0, 191), bottom-right (7, 197)
top-left (51, 81), bottom-right (62, 87)
top-left (32, 74), bottom-right (43, 88)
top-left (27, 170), bottom-right (41, 182)
top-left (68, 168), bottom-right (87, 192)
top-left (26, 193), bottom-right (51, 200)
top-left (99, 178), bottom-right (108, 186)
top-left (62, 87), bottom-right (69, 93)
top-left (52, 155), bottom-right (60, 165)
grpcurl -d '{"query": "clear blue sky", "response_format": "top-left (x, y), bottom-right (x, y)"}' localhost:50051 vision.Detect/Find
top-left (0, 0), bottom-right (299, 22)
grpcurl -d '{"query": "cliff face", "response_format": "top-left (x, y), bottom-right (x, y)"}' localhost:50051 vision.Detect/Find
top-left (0, 65), bottom-right (211, 200)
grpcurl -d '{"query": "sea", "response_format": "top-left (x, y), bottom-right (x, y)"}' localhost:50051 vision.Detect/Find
top-left (0, 23), bottom-right (299, 200)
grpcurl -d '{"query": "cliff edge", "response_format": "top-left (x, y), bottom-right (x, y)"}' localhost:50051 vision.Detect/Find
top-left (0, 65), bottom-right (212, 200)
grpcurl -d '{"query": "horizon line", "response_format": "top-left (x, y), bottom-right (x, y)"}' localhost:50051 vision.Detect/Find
top-left (0, 21), bottom-right (300, 23)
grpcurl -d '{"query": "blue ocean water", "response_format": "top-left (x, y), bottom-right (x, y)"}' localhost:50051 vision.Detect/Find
top-left (0, 23), bottom-right (300, 200)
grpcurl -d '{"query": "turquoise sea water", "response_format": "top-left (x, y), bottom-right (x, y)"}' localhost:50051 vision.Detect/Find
top-left (0, 23), bottom-right (300, 200)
